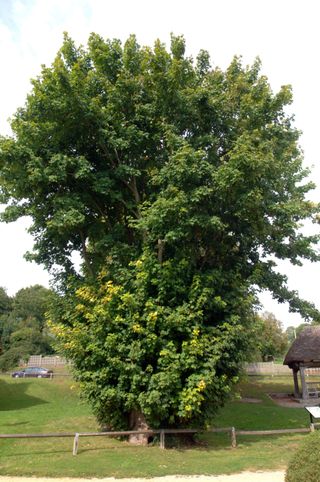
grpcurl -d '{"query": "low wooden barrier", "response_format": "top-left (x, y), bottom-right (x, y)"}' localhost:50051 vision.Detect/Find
top-left (53, 428), bottom-right (236, 454)
top-left (0, 425), bottom-right (314, 455)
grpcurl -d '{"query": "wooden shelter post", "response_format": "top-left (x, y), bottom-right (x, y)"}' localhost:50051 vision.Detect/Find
top-left (299, 366), bottom-right (308, 400)
top-left (292, 368), bottom-right (300, 398)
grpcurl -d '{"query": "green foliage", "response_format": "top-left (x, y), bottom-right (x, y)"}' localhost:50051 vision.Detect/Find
top-left (0, 287), bottom-right (12, 314)
top-left (285, 431), bottom-right (320, 482)
top-left (285, 326), bottom-right (296, 345)
top-left (286, 322), bottom-right (312, 345)
top-left (0, 286), bottom-right (13, 355)
top-left (0, 285), bottom-right (55, 370)
top-left (1, 33), bottom-right (319, 428)
top-left (253, 312), bottom-right (288, 361)
top-left (13, 285), bottom-right (52, 328)
top-left (0, 347), bottom-right (23, 371)
top-left (52, 259), bottom-right (252, 428)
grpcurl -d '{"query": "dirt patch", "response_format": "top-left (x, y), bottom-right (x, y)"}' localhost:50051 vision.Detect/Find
top-left (239, 397), bottom-right (262, 404)
top-left (0, 473), bottom-right (286, 482)
top-left (268, 393), bottom-right (303, 408)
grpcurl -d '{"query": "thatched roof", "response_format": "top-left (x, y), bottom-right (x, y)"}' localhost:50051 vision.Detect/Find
top-left (284, 326), bottom-right (320, 368)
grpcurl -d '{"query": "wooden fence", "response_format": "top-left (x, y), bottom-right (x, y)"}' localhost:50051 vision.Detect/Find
top-left (22, 355), bottom-right (69, 367)
top-left (245, 362), bottom-right (320, 376)
top-left (0, 425), bottom-right (316, 455)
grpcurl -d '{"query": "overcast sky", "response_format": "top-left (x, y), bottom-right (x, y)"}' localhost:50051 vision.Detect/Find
top-left (0, 0), bottom-right (319, 328)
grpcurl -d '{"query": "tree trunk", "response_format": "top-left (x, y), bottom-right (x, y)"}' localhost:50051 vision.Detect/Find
top-left (128, 410), bottom-right (149, 445)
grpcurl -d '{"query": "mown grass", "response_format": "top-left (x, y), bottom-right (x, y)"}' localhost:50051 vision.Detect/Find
top-left (0, 374), bottom-right (311, 477)
top-left (214, 376), bottom-right (308, 430)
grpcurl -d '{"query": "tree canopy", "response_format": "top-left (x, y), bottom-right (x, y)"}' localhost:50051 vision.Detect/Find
top-left (0, 34), bottom-right (319, 430)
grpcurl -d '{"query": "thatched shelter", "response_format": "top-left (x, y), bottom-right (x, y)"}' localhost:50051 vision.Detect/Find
top-left (284, 326), bottom-right (320, 400)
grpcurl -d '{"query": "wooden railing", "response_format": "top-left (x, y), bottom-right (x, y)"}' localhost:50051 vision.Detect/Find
top-left (0, 425), bottom-right (315, 455)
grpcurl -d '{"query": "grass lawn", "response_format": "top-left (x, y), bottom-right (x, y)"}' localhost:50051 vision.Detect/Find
top-left (214, 376), bottom-right (308, 430)
top-left (0, 374), bottom-right (311, 477)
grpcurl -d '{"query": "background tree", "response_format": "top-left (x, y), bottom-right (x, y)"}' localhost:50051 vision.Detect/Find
top-left (253, 312), bottom-right (288, 361)
top-left (0, 287), bottom-right (12, 315)
top-left (285, 326), bottom-right (296, 345)
top-left (0, 287), bottom-right (12, 354)
top-left (1, 34), bottom-right (319, 434)
top-left (286, 322), bottom-right (312, 345)
top-left (0, 285), bottom-right (54, 371)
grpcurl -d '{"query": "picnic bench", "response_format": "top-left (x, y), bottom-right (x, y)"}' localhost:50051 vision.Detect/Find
top-left (306, 381), bottom-right (320, 398)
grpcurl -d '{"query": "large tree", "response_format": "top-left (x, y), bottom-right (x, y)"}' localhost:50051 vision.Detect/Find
top-left (0, 34), bottom-right (319, 434)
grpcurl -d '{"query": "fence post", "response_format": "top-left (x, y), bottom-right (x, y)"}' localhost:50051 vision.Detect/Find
top-left (231, 427), bottom-right (237, 448)
top-left (310, 423), bottom-right (315, 432)
top-left (160, 430), bottom-right (165, 449)
top-left (73, 433), bottom-right (79, 455)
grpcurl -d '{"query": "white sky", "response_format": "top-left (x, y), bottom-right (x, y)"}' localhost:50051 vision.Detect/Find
top-left (0, 0), bottom-right (319, 328)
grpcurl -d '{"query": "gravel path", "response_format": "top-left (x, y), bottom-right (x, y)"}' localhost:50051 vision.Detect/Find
top-left (0, 472), bottom-right (285, 482)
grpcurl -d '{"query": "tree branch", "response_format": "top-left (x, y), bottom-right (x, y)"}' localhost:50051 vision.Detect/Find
top-left (79, 230), bottom-right (94, 278)
top-left (158, 239), bottom-right (165, 264)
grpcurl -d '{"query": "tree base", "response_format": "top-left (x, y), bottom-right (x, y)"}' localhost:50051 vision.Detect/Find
top-left (128, 432), bottom-right (150, 445)
top-left (129, 410), bottom-right (149, 445)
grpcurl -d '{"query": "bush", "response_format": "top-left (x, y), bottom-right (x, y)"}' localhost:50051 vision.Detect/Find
top-left (0, 347), bottom-right (25, 372)
top-left (286, 431), bottom-right (320, 482)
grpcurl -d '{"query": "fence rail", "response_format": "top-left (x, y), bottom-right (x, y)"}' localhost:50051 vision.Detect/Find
top-left (0, 425), bottom-right (314, 455)
top-left (245, 362), bottom-right (291, 375)
top-left (245, 362), bottom-right (320, 376)
top-left (24, 355), bottom-right (69, 367)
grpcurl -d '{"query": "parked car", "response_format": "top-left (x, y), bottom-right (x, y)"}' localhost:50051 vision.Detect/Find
top-left (11, 367), bottom-right (53, 378)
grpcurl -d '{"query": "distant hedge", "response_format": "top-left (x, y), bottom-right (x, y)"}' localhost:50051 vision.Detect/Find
top-left (286, 431), bottom-right (320, 482)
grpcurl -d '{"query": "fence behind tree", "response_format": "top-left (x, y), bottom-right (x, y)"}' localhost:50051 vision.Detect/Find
top-left (245, 362), bottom-right (320, 376)
top-left (21, 358), bottom-right (320, 375)
top-left (21, 355), bottom-right (69, 367)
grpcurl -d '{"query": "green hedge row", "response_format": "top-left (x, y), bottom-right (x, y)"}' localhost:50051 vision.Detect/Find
top-left (286, 431), bottom-right (320, 482)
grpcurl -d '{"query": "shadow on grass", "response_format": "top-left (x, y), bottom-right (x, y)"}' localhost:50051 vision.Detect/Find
top-left (2, 421), bottom-right (30, 427)
top-left (0, 379), bottom-right (48, 411)
top-left (1, 446), bottom-right (71, 457)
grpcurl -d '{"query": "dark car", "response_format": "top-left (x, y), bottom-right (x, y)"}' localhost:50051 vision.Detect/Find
top-left (11, 367), bottom-right (53, 378)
